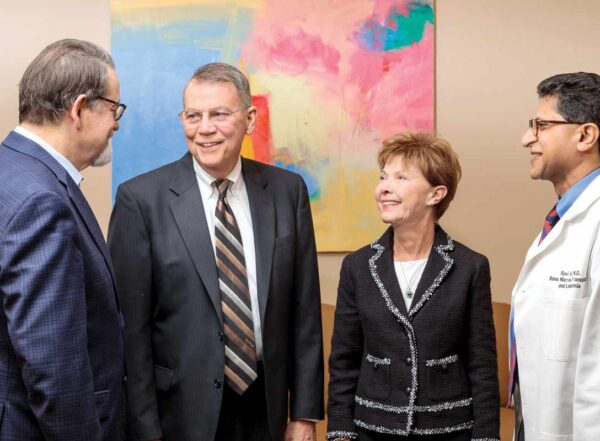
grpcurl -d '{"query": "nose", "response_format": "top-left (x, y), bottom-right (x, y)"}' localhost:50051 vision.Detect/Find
top-left (521, 127), bottom-right (536, 148)
top-left (196, 113), bottom-right (217, 135)
top-left (376, 177), bottom-right (391, 195)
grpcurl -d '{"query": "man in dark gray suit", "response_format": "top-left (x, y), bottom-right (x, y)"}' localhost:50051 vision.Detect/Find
top-left (108, 62), bottom-right (324, 441)
top-left (0, 39), bottom-right (126, 440)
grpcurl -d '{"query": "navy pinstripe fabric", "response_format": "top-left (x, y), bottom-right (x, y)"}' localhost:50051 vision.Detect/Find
top-left (0, 131), bottom-right (125, 441)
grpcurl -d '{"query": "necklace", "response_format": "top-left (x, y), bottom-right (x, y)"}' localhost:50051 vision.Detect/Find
top-left (397, 259), bottom-right (427, 298)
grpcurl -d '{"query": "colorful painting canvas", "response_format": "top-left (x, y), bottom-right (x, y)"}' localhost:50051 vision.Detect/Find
top-left (111, 0), bottom-right (434, 251)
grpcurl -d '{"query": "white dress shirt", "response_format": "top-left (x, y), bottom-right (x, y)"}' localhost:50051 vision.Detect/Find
top-left (14, 126), bottom-right (83, 186)
top-left (193, 157), bottom-right (263, 360)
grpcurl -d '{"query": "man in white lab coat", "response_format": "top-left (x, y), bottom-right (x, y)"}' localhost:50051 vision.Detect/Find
top-left (511, 72), bottom-right (600, 441)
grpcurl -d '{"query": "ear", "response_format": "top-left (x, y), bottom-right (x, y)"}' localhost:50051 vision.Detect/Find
top-left (245, 105), bottom-right (257, 135)
top-left (69, 94), bottom-right (88, 130)
top-left (427, 185), bottom-right (448, 206)
top-left (576, 122), bottom-right (600, 154)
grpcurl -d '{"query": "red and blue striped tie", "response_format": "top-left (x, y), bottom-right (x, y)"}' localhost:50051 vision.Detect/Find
top-left (539, 204), bottom-right (560, 244)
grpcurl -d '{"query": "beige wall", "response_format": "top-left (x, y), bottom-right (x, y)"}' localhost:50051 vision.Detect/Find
top-left (2, 0), bottom-right (599, 305)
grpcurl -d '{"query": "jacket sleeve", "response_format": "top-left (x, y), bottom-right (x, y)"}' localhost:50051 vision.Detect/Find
top-left (289, 176), bottom-right (325, 421)
top-left (108, 184), bottom-right (161, 441)
top-left (326, 256), bottom-right (362, 440)
top-left (466, 256), bottom-right (500, 441)
top-left (573, 232), bottom-right (600, 440)
top-left (1, 191), bottom-right (102, 441)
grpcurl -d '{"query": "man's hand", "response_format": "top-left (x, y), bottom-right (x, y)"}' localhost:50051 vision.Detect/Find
top-left (284, 420), bottom-right (316, 441)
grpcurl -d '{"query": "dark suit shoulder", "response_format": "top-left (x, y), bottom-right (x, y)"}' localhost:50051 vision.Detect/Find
top-left (242, 157), bottom-right (305, 192)
top-left (117, 156), bottom-right (183, 195)
top-left (0, 146), bottom-right (66, 225)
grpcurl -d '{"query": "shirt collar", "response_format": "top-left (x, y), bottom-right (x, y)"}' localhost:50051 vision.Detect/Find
top-left (192, 156), bottom-right (243, 197)
top-left (14, 125), bottom-right (84, 186)
top-left (556, 167), bottom-right (600, 217)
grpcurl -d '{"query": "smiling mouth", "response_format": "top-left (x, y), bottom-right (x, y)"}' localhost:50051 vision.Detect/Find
top-left (197, 141), bottom-right (223, 148)
top-left (381, 201), bottom-right (399, 206)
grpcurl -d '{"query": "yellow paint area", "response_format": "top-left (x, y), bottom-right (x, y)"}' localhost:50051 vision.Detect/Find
top-left (112, 0), bottom-right (263, 27)
top-left (312, 166), bottom-right (386, 251)
top-left (112, 0), bottom-right (263, 14)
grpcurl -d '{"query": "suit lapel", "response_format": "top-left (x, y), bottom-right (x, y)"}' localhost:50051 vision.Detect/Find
top-left (66, 176), bottom-right (118, 293)
top-left (3, 131), bottom-right (119, 298)
top-left (169, 154), bottom-right (222, 325)
top-left (242, 158), bottom-right (275, 324)
top-left (373, 228), bottom-right (411, 317)
top-left (408, 225), bottom-right (454, 319)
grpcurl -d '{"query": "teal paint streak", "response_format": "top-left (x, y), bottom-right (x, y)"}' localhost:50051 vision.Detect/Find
top-left (355, 4), bottom-right (434, 52)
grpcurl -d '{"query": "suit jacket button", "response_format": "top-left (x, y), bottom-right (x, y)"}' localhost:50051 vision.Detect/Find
top-left (214, 379), bottom-right (222, 388)
top-left (218, 332), bottom-right (224, 342)
top-left (405, 357), bottom-right (412, 366)
top-left (405, 387), bottom-right (411, 395)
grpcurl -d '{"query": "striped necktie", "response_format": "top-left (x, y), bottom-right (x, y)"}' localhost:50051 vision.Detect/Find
top-left (214, 179), bottom-right (257, 394)
top-left (539, 203), bottom-right (560, 244)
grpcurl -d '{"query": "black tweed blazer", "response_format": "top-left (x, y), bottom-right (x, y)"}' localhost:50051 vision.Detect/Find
top-left (327, 225), bottom-right (500, 440)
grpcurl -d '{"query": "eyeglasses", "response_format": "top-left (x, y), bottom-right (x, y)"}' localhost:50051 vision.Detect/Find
top-left (96, 96), bottom-right (127, 121)
top-left (179, 107), bottom-right (247, 126)
top-left (528, 118), bottom-right (587, 136)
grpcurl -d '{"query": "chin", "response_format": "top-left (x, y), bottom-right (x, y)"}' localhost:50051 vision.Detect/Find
top-left (92, 145), bottom-right (112, 167)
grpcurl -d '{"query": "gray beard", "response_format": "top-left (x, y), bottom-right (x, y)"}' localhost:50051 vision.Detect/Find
top-left (92, 144), bottom-right (112, 167)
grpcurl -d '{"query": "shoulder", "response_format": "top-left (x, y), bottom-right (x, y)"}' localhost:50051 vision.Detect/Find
top-left (0, 149), bottom-right (66, 225)
top-left (119, 158), bottom-right (182, 192)
top-left (243, 158), bottom-right (304, 187)
top-left (449, 238), bottom-right (489, 272)
top-left (341, 241), bottom-right (380, 273)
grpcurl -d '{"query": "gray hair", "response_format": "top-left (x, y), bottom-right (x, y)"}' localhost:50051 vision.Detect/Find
top-left (19, 38), bottom-right (115, 125)
top-left (186, 62), bottom-right (251, 107)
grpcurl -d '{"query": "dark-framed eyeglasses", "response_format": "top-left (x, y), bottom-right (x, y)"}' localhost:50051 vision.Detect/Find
top-left (96, 96), bottom-right (127, 121)
top-left (178, 107), bottom-right (248, 126)
top-left (528, 118), bottom-right (587, 137)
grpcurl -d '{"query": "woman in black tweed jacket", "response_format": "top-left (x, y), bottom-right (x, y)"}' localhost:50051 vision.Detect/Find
top-left (327, 133), bottom-right (500, 441)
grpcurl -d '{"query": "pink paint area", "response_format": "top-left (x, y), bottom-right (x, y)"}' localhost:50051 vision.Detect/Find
top-left (344, 24), bottom-right (434, 137)
top-left (243, 27), bottom-right (340, 77)
top-left (371, 0), bottom-right (413, 22)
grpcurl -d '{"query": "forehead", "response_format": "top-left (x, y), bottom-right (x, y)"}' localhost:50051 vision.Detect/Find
top-left (537, 95), bottom-right (561, 118)
top-left (183, 80), bottom-right (241, 107)
top-left (382, 154), bottom-right (417, 172)
top-left (105, 68), bottom-right (120, 97)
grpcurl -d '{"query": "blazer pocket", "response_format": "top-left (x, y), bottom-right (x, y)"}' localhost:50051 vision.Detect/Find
top-left (360, 354), bottom-right (391, 401)
top-left (154, 365), bottom-right (175, 392)
top-left (94, 390), bottom-right (111, 424)
top-left (274, 233), bottom-right (294, 249)
top-left (425, 354), bottom-right (465, 401)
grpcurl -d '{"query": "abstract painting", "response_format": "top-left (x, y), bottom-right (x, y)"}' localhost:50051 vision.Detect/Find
top-left (111, 0), bottom-right (434, 251)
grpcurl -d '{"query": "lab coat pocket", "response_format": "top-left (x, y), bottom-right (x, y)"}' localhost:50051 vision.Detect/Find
top-left (543, 297), bottom-right (588, 362)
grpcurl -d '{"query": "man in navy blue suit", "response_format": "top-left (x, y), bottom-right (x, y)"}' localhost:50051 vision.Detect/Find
top-left (0, 39), bottom-right (126, 440)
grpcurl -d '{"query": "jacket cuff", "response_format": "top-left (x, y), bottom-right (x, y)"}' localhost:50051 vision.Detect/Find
top-left (326, 430), bottom-right (358, 440)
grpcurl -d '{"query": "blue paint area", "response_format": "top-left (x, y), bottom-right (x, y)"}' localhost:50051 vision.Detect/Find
top-left (273, 160), bottom-right (320, 200)
top-left (355, 3), bottom-right (434, 52)
top-left (111, 6), bottom-right (253, 200)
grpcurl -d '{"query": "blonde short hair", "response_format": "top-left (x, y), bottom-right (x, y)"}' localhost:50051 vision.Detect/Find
top-left (377, 132), bottom-right (462, 219)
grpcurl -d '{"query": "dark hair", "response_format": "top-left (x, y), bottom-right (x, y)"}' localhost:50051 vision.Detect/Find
top-left (19, 39), bottom-right (115, 125)
top-left (537, 72), bottom-right (600, 128)
top-left (186, 62), bottom-right (251, 107)
top-left (378, 132), bottom-right (462, 219)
